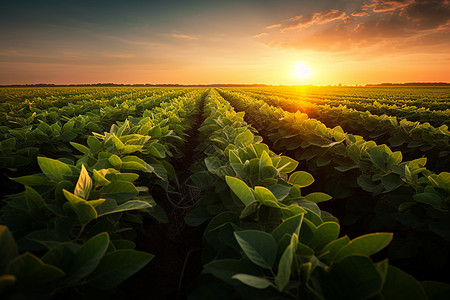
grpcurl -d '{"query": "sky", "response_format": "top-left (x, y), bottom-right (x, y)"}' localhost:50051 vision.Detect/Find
top-left (0, 0), bottom-right (449, 85)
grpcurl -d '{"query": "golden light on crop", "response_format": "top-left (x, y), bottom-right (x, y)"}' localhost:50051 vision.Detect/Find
top-left (291, 62), bottom-right (312, 80)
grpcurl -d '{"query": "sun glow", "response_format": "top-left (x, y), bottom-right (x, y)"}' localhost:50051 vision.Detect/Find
top-left (292, 62), bottom-right (312, 80)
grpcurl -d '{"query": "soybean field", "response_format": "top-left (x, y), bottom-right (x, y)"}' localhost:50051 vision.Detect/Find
top-left (0, 86), bottom-right (449, 299)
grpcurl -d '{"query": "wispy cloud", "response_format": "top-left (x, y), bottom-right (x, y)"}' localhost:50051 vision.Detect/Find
top-left (266, 24), bottom-right (281, 29)
top-left (171, 33), bottom-right (198, 40)
top-left (363, 0), bottom-right (415, 13)
top-left (253, 32), bottom-right (267, 38)
top-left (282, 9), bottom-right (347, 32)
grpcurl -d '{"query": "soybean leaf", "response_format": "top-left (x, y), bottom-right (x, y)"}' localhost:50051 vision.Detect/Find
top-left (97, 200), bottom-right (153, 217)
top-left (305, 192), bottom-right (332, 203)
top-left (66, 233), bottom-right (109, 284)
top-left (235, 130), bottom-right (254, 148)
top-left (318, 255), bottom-right (383, 300)
top-left (272, 214), bottom-right (304, 243)
top-left (25, 186), bottom-right (45, 217)
top-left (74, 165), bottom-right (93, 200)
top-left (63, 189), bottom-right (97, 225)
top-left (70, 142), bottom-right (90, 155)
top-left (309, 222), bottom-right (340, 251)
top-left (335, 233), bottom-right (393, 261)
top-left (275, 233), bottom-right (298, 291)
top-left (232, 274), bottom-right (273, 289)
top-left (225, 176), bottom-right (255, 206)
top-left (86, 249), bottom-right (153, 290)
top-left (6, 253), bottom-right (64, 282)
top-left (37, 157), bottom-right (72, 181)
top-left (234, 230), bottom-right (277, 269)
top-left (289, 171), bottom-right (314, 188)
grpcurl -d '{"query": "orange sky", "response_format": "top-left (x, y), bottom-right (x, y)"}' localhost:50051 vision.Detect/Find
top-left (0, 0), bottom-right (449, 85)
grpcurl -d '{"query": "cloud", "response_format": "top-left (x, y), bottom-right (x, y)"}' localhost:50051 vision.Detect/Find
top-left (261, 0), bottom-right (450, 55)
top-left (363, 0), bottom-right (415, 13)
top-left (266, 24), bottom-right (281, 29)
top-left (253, 32), bottom-right (267, 38)
top-left (171, 33), bottom-right (198, 40)
top-left (281, 9), bottom-right (347, 32)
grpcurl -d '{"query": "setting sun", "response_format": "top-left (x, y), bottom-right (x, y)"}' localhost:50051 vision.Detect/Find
top-left (292, 62), bottom-right (312, 80)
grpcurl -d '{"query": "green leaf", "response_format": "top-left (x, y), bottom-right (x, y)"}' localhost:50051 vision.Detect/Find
top-left (87, 136), bottom-right (102, 153)
top-left (108, 155), bottom-right (122, 170)
top-left (267, 184), bottom-right (291, 201)
top-left (240, 201), bottom-right (259, 219)
top-left (276, 156), bottom-right (298, 173)
top-left (6, 253), bottom-right (65, 282)
top-left (105, 172), bottom-right (139, 182)
top-left (97, 200), bottom-right (153, 217)
top-left (93, 169), bottom-right (111, 186)
top-left (309, 222), bottom-right (340, 250)
top-left (289, 171), bottom-right (314, 188)
top-left (100, 181), bottom-right (139, 202)
top-left (259, 150), bottom-right (273, 170)
top-left (225, 176), bottom-right (255, 206)
top-left (25, 186), bottom-right (45, 217)
top-left (382, 266), bottom-right (427, 300)
top-left (121, 145), bottom-right (143, 154)
top-left (0, 226), bottom-right (18, 273)
top-left (413, 192), bottom-right (444, 209)
top-left (63, 189), bottom-right (97, 224)
top-left (275, 233), bottom-right (298, 291)
top-left (121, 161), bottom-right (147, 172)
top-left (66, 232), bottom-right (109, 284)
top-left (11, 175), bottom-right (52, 186)
top-left (74, 165), bottom-right (93, 200)
top-left (254, 186), bottom-right (278, 205)
top-left (272, 214), bottom-right (304, 243)
top-left (232, 274), bottom-right (273, 289)
top-left (381, 174), bottom-right (403, 192)
top-left (234, 230), bottom-right (277, 269)
top-left (86, 249), bottom-right (153, 290)
top-left (111, 135), bottom-right (125, 150)
top-left (37, 157), bottom-right (72, 181)
top-left (335, 233), bottom-right (393, 261)
top-left (434, 172), bottom-right (450, 190)
top-left (319, 236), bottom-right (350, 262)
top-left (234, 130), bottom-right (254, 148)
top-left (318, 255), bottom-right (383, 300)
top-left (70, 142), bottom-right (90, 155)
top-left (147, 143), bottom-right (166, 158)
top-left (305, 192), bottom-right (332, 203)
top-left (205, 156), bottom-right (223, 173)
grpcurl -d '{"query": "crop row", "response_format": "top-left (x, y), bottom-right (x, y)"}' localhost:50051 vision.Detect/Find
top-left (185, 89), bottom-right (449, 299)
top-left (1, 87), bottom-right (449, 299)
top-left (219, 89), bottom-right (450, 281)
top-left (236, 90), bottom-right (450, 172)
top-left (249, 86), bottom-right (450, 112)
top-left (0, 89), bottom-right (204, 298)
top-left (0, 89), bottom-right (191, 170)
top-left (246, 87), bottom-right (450, 127)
